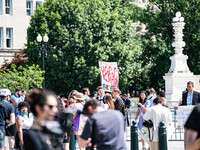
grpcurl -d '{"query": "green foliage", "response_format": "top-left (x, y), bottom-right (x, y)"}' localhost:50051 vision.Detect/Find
top-left (132, 0), bottom-right (200, 91)
top-left (0, 64), bottom-right (44, 93)
top-left (26, 0), bottom-right (143, 93)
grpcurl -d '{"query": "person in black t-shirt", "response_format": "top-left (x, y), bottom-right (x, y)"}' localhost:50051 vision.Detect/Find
top-left (0, 89), bottom-right (15, 150)
top-left (79, 100), bottom-right (127, 150)
top-left (24, 89), bottom-right (58, 150)
top-left (185, 104), bottom-right (200, 150)
top-left (122, 94), bottom-right (131, 109)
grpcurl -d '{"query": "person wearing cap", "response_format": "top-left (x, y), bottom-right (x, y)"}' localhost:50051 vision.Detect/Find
top-left (5, 95), bottom-right (18, 150)
top-left (0, 89), bottom-right (15, 150)
top-left (73, 92), bottom-right (87, 150)
top-left (93, 91), bottom-right (98, 99)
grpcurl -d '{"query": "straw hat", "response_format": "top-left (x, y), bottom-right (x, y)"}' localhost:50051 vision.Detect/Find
top-left (74, 92), bottom-right (85, 101)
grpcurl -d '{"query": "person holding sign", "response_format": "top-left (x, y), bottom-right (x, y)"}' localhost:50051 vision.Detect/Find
top-left (175, 81), bottom-right (200, 109)
top-left (174, 81), bottom-right (200, 149)
top-left (182, 81), bottom-right (200, 105)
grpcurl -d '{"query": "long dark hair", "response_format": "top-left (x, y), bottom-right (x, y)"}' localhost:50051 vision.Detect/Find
top-left (139, 91), bottom-right (147, 104)
top-left (104, 93), bottom-right (115, 110)
top-left (26, 88), bottom-right (57, 117)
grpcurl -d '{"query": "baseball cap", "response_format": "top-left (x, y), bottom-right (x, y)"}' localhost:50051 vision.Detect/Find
top-left (0, 89), bottom-right (11, 97)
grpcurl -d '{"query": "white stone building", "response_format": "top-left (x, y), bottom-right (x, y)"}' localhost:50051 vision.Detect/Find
top-left (0, 0), bottom-right (44, 65)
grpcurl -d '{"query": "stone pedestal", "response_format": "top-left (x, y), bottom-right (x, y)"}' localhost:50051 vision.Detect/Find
top-left (168, 54), bottom-right (190, 73)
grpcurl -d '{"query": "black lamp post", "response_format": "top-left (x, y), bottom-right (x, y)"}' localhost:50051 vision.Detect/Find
top-left (37, 34), bottom-right (49, 89)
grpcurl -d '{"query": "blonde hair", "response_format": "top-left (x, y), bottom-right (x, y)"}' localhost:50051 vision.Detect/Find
top-left (104, 93), bottom-right (115, 110)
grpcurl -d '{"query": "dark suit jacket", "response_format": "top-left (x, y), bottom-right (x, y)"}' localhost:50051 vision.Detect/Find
top-left (114, 97), bottom-right (125, 116)
top-left (125, 98), bottom-right (131, 109)
top-left (181, 91), bottom-right (200, 105)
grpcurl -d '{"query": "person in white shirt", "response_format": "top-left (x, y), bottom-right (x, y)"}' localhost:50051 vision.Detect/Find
top-left (143, 97), bottom-right (172, 150)
top-left (147, 88), bottom-right (156, 107)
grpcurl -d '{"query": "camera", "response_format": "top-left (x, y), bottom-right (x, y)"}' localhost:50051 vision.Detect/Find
top-left (143, 120), bottom-right (153, 128)
top-left (40, 110), bottom-right (74, 150)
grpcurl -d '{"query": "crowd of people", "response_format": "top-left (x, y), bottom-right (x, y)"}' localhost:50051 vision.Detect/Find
top-left (0, 81), bottom-right (200, 150)
top-left (135, 81), bottom-right (200, 150)
top-left (134, 88), bottom-right (172, 150)
top-left (0, 86), bottom-right (131, 150)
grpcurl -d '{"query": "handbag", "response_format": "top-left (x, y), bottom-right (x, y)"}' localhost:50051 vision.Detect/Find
top-left (143, 120), bottom-right (153, 128)
top-left (143, 120), bottom-right (154, 142)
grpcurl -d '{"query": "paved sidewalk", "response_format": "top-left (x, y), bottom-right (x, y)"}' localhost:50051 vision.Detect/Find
top-left (126, 140), bottom-right (184, 150)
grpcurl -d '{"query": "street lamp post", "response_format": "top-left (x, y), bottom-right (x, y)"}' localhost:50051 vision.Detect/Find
top-left (37, 34), bottom-right (49, 89)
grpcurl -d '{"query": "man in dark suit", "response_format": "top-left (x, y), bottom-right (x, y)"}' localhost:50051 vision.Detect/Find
top-left (181, 81), bottom-right (200, 106)
top-left (122, 94), bottom-right (131, 126)
top-left (112, 88), bottom-right (125, 116)
top-left (175, 81), bottom-right (200, 149)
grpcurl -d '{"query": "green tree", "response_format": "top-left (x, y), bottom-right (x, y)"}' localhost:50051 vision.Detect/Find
top-left (0, 64), bottom-right (44, 93)
top-left (26, 0), bottom-right (143, 94)
top-left (132, 0), bottom-right (200, 91)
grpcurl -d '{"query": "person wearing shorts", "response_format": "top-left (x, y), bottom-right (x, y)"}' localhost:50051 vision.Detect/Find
top-left (0, 89), bottom-right (15, 150)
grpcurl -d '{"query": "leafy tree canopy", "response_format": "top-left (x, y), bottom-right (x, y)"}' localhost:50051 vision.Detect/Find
top-left (26, 0), bottom-right (143, 94)
top-left (0, 64), bottom-right (44, 93)
top-left (132, 0), bottom-right (200, 91)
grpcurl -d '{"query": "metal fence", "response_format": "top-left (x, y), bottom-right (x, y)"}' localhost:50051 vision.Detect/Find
top-left (125, 108), bottom-right (184, 141)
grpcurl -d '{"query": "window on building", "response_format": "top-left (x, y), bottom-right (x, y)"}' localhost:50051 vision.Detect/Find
top-left (36, 1), bottom-right (42, 8)
top-left (6, 28), bottom-right (13, 48)
top-left (5, 0), bottom-right (12, 15)
top-left (0, 28), bottom-right (2, 48)
top-left (0, 0), bottom-right (2, 15)
top-left (26, 1), bottom-right (33, 16)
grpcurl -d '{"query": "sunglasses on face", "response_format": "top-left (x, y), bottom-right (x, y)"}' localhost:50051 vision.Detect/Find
top-left (45, 104), bottom-right (57, 110)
